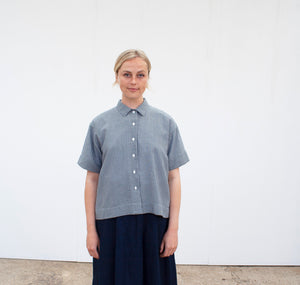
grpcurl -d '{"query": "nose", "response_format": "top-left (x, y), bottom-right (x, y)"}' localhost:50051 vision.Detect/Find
top-left (130, 76), bottom-right (137, 84)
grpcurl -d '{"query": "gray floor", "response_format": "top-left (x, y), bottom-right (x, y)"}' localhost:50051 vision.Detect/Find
top-left (0, 259), bottom-right (299, 285)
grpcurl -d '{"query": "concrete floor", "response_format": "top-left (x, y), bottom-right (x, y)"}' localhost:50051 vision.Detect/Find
top-left (0, 259), bottom-right (299, 285)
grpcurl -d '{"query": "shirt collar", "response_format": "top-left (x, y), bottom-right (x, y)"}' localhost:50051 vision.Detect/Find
top-left (117, 97), bottom-right (149, 117)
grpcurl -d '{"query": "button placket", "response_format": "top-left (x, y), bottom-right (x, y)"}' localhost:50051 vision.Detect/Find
top-left (130, 109), bottom-right (139, 191)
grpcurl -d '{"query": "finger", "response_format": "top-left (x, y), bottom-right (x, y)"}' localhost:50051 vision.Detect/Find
top-left (172, 246), bottom-right (177, 255)
top-left (96, 243), bottom-right (100, 259)
top-left (90, 249), bottom-right (99, 259)
top-left (169, 246), bottom-right (176, 256)
top-left (160, 240), bottom-right (165, 254)
top-left (165, 247), bottom-right (175, 257)
top-left (94, 246), bottom-right (100, 259)
top-left (166, 249), bottom-right (172, 257)
top-left (88, 246), bottom-right (98, 258)
top-left (160, 247), bottom-right (169, 258)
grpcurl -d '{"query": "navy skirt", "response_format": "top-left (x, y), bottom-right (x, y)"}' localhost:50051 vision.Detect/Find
top-left (93, 214), bottom-right (177, 285)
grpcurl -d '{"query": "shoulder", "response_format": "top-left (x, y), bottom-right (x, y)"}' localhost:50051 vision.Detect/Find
top-left (90, 106), bottom-right (118, 126)
top-left (148, 104), bottom-right (176, 122)
top-left (148, 104), bottom-right (178, 131)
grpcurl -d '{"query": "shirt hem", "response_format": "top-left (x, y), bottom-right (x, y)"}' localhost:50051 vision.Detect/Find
top-left (95, 203), bottom-right (170, 220)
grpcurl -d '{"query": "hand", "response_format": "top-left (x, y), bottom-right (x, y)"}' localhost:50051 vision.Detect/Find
top-left (160, 229), bottom-right (178, 258)
top-left (87, 230), bottom-right (100, 259)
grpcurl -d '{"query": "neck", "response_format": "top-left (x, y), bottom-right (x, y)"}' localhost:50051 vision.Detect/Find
top-left (121, 96), bottom-right (144, 109)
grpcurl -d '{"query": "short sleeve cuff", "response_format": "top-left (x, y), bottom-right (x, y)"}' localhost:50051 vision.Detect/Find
top-left (168, 152), bottom-right (190, 170)
top-left (77, 158), bottom-right (101, 173)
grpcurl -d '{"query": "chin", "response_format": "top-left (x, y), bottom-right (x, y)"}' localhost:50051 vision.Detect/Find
top-left (125, 94), bottom-right (143, 99)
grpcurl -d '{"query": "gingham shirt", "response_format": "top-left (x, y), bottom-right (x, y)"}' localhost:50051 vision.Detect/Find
top-left (78, 98), bottom-right (189, 220)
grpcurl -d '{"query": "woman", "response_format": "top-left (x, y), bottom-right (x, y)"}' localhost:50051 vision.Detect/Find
top-left (78, 49), bottom-right (189, 285)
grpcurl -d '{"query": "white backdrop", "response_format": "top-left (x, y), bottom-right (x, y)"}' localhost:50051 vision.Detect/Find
top-left (0, 0), bottom-right (299, 265)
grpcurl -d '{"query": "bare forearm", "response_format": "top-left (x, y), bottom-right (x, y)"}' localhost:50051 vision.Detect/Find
top-left (168, 174), bottom-right (181, 231)
top-left (84, 172), bottom-right (99, 233)
top-left (160, 171), bottom-right (181, 257)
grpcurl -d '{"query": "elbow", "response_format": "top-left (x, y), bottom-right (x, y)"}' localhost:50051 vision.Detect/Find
top-left (86, 171), bottom-right (100, 184)
top-left (168, 167), bottom-right (180, 182)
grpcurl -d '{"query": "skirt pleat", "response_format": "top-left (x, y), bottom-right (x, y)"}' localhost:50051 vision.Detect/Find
top-left (92, 214), bottom-right (177, 285)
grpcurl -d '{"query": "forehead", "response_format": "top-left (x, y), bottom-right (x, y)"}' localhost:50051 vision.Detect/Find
top-left (120, 57), bottom-right (148, 71)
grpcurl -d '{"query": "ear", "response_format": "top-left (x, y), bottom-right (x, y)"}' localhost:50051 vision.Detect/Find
top-left (115, 73), bottom-right (119, 84)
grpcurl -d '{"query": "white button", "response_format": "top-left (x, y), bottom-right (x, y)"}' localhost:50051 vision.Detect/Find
top-left (134, 186), bottom-right (137, 190)
top-left (132, 137), bottom-right (135, 141)
top-left (133, 170), bottom-right (136, 174)
top-left (132, 122), bottom-right (136, 126)
top-left (132, 154), bottom-right (136, 157)
top-left (132, 110), bottom-right (136, 114)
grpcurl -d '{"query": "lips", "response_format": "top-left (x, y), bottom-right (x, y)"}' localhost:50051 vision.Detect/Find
top-left (128, 88), bottom-right (138, 92)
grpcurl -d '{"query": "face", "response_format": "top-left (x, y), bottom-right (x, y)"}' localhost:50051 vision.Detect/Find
top-left (116, 57), bottom-right (149, 101)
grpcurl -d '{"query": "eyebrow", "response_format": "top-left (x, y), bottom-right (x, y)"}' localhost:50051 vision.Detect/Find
top-left (122, 70), bottom-right (146, 73)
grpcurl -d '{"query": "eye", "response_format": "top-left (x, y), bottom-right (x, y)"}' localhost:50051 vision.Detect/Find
top-left (137, 74), bottom-right (145, 78)
top-left (123, 73), bottom-right (131, 77)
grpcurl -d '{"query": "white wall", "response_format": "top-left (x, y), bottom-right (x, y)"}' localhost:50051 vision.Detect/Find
top-left (0, 0), bottom-right (299, 265)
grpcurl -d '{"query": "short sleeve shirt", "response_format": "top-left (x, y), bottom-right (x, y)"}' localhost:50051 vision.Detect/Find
top-left (78, 98), bottom-right (190, 220)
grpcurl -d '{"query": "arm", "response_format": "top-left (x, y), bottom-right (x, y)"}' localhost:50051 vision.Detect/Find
top-left (160, 167), bottom-right (181, 257)
top-left (85, 170), bottom-right (100, 259)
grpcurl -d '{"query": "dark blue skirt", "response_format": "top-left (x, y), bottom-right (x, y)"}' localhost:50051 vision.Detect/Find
top-left (93, 214), bottom-right (177, 285)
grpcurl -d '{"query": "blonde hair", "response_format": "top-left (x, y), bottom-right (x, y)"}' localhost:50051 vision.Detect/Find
top-left (114, 49), bottom-right (151, 85)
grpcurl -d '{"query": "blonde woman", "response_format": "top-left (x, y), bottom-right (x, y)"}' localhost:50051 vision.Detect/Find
top-left (78, 49), bottom-right (189, 285)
